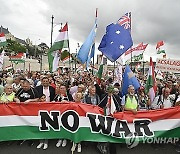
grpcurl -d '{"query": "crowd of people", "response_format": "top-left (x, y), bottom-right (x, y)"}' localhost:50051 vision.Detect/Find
top-left (0, 69), bottom-right (179, 153)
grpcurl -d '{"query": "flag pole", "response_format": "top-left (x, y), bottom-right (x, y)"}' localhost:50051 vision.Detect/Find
top-left (50, 15), bottom-right (54, 48)
top-left (130, 12), bottom-right (133, 69)
top-left (142, 53), bottom-right (145, 75)
top-left (66, 22), bottom-right (71, 72)
top-left (92, 8), bottom-right (98, 75)
top-left (113, 62), bottom-right (115, 80)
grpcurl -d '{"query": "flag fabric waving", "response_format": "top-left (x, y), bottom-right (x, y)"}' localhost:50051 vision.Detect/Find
top-left (77, 22), bottom-right (97, 64)
top-left (96, 56), bottom-right (104, 85)
top-left (156, 41), bottom-right (164, 50)
top-left (117, 12), bottom-right (131, 30)
top-left (157, 49), bottom-right (166, 54)
top-left (86, 43), bottom-right (95, 69)
top-left (98, 13), bottom-right (133, 62)
top-left (124, 43), bottom-right (148, 63)
top-left (48, 23), bottom-right (69, 72)
top-left (0, 50), bottom-right (5, 70)
top-left (122, 65), bottom-right (140, 96)
top-left (145, 57), bottom-right (157, 103)
top-left (0, 33), bottom-right (7, 47)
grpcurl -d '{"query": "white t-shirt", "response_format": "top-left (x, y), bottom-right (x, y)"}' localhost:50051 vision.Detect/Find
top-left (176, 95), bottom-right (180, 103)
top-left (43, 87), bottom-right (50, 102)
top-left (152, 95), bottom-right (172, 109)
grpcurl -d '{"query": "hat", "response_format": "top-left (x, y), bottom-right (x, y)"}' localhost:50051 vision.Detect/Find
top-left (106, 85), bottom-right (115, 93)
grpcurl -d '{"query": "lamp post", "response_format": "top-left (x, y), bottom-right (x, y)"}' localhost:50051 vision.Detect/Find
top-left (40, 46), bottom-right (45, 72)
top-left (50, 15), bottom-right (54, 48)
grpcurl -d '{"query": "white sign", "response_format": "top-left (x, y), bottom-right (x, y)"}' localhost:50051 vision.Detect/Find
top-left (156, 58), bottom-right (180, 73)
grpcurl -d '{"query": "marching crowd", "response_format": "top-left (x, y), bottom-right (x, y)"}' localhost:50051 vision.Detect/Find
top-left (0, 70), bottom-right (180, 153)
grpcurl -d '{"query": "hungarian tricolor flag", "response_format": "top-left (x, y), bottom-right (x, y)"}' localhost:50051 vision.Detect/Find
top-left (0, 33), bottom-right (7, 47)
top-left (96, 56), bottom-right (104, 85)
top-left (156, 41), bottom-right (164, 50)
top-left (145, 57), bottom-right (157, 103)
top-left (124, 42), bottom-right (148, 63)
top-left (48, 23), bottom-right (70, 72)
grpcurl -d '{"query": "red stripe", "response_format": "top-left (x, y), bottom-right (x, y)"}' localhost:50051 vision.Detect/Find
top-left (0, 102), bottom-right (103, 116)
top-left (0, 33), bottom-right (5, 37)
top-left (0, 103), bottom-right (180, 123)
top-left (114, 106), bottom-right (180, 122)
top-left (60, 23), bottom-right (68, 32)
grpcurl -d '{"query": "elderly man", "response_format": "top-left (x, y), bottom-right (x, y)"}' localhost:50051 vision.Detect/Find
top-left (121, 85), bottom-right (139, 114)
top-left (152, 87), bottom-right (172, 109)
top-left (35, 76), bottom-right (55, 102)
top-left (83, 85), bottom-right (100, 105)
top-left (15, 80), bottom-right (39, 103)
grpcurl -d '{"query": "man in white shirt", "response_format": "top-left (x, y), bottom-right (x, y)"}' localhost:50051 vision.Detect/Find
top-left (152, 88), bottom-right (172, 109)
top-left (35, 76), bottom-right (55, 102)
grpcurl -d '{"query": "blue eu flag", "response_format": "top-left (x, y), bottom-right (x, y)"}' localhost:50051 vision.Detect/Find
top-left (98, 23), bottom-right (133, 62)
top-left (122, 65), bottom-right (140, 96)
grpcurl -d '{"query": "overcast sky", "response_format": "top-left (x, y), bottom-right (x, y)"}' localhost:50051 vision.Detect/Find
top-left (1, 0), bottom-right (180, 62)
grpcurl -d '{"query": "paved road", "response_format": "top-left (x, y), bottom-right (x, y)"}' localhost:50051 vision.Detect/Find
top-left (0, 140), bottom-right (179, 154)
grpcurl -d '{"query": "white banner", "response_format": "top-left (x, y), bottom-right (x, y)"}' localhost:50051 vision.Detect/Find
top-left (156, 58), bottom-right (180, 73)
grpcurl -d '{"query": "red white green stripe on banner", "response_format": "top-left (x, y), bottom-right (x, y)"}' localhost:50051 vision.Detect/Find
top-left (0, 103), bottom-right (179, 143)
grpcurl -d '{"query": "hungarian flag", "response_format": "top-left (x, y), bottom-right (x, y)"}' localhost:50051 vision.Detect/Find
top-left (96, 56), bottom-right (104, 85)
top-left (5, 65), bottom-right (13, 71)
top-left (48, 23), bottom-right (69, 72)
top-left (0, 33), bottom-right (7, 47)
top-left (156, 41), bottom-right (164, 50)
top-left (145, 57), bottom-right (157, 103)
top-left (157, 49), bottom-right (165, 54)
top-left (0, 51), bottom-right (5, 70)
top-left (60, 50), bottom-right (71, 63)
top-left (124, 43), bottom-right (148, 63)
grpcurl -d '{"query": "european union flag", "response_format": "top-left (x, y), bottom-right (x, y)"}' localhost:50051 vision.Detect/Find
top-left (98, 23), bottom-right (133, 62)
top-left (122, 65), bottom-right (140, 96)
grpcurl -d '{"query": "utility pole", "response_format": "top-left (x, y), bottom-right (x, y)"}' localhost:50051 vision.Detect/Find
top-left (50, 15), bottom-right (54, 47)
top-left (40, 47), bottom-right (44, 72)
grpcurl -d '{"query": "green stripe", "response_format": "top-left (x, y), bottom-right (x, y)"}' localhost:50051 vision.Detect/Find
top-left (157, 50), bottom-right (165, 54)
top-left (0, 126), bottom-right (179, 143)
top-left (48, 40), bottom-right (69, 72)
top-left (145, 75), bottom-right (154, 94)
top-left (96, 64), bottom-right (103, 79)
top-left (50, 40), bottom-right (69, 53)
top-left (0, 41), bottom-right (7, 47)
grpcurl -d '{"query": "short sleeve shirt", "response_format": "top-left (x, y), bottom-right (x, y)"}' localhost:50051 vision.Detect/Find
top-left (15, 88), bottom-right (39, 102)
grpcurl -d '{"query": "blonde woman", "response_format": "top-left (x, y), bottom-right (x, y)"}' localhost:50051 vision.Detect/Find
top-left (0, 84), bottom-right (20, 103)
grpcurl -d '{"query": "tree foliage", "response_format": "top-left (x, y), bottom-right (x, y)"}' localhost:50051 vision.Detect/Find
top-left (5, 39), bottom-right (26, 53)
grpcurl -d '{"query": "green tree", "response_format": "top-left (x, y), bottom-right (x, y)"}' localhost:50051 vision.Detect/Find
top-left (5, 39), bottom-right (26, 54)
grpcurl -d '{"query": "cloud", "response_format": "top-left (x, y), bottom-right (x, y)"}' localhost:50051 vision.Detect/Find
top-left (0, 0), bottom-right (180, 60)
